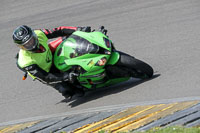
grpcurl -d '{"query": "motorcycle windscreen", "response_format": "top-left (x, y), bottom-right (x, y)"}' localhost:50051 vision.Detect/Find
top-left (63, 35), bottom-right (99, 59)
top-left (54, 35), bottom-right (100, 71)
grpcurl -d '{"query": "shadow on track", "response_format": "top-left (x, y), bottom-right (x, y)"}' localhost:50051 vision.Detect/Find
top-left (58, 74), bottom-right (160, 107)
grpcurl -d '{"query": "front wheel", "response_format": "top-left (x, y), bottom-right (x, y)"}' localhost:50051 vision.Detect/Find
top-left (117, 51), bottom-right (154, 79)
top-left (130, 58), bottom-right (153, 79)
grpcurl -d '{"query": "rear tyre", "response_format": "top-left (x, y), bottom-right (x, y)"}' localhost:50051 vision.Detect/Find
top-left (117, 51), bottom-right (153, 79)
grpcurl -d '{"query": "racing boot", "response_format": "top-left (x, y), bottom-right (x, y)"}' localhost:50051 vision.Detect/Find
top-left (69, 83), bottom-right (85, 97)
top-left (74, 87), bottom-right (85, 97)
top-left (61, 91), bottom-right (74, 100)
top-left (53, 83), bottom-right (75, 99)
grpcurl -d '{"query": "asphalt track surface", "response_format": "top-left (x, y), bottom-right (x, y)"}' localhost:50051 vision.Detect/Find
top-left (1, 0), bottom-right (200, 124)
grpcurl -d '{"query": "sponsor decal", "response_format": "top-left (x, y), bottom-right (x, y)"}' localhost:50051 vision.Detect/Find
top-left (87, 60), bottom-right (94, 67)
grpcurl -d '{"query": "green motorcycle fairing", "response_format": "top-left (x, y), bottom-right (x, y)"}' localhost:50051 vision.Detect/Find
top-left (54, 31), bottom-right (130, 89)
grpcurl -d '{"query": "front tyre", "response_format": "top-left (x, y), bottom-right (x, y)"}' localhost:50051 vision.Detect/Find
top-left (117, 51), bottom-right (153, 79)
top-left (130, 58), bottom-right (153, 79)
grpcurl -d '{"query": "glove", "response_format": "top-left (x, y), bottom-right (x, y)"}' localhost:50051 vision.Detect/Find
top-left (77, 26), bottom-right (91, 32)
top-left (63, 72), bottom-right (79, 83)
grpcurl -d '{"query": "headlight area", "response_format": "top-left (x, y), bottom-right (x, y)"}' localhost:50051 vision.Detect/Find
top-left (104, 37), bottom-right (111, 48)
top-left (95, 57), bottom-right (107, 66)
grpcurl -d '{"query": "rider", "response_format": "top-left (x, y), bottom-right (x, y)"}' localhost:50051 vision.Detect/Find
top-left (13, 25), bottom-right (91, 99)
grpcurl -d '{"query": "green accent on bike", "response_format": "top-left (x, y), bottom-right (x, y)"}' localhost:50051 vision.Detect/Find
top-left (107, 52), bottom-right (120, 65)
top-left (54, 31), bottom-right (129, 89)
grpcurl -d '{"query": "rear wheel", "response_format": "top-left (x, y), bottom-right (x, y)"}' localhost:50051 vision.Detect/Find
top-left (117, 51), bottom-right (153, 79)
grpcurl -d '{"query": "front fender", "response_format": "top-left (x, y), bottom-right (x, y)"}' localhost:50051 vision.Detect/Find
top-left (107, 52), bottom-right (120, 65)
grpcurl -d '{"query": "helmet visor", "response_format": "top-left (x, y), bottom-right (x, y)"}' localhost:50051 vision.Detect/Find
top-left (18, 33), bottom-right (38, 51)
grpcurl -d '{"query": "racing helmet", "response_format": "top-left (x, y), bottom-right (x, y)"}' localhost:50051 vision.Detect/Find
top-left (12, 25), bottom-right (39, 51)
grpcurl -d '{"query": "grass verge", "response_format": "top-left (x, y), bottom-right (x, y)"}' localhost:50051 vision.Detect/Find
top-left (97, 126), bottom-right (200, 133)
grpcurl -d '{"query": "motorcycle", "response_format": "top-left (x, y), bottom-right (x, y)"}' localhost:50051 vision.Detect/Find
top-left (53, 26), bottom-right (153, 91)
